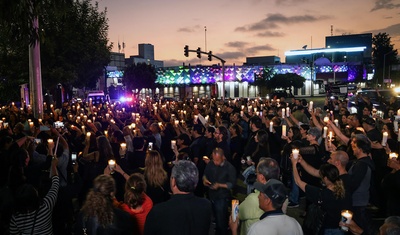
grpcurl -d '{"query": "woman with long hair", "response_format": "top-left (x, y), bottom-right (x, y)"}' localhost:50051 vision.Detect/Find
top-left (113, 173), bottom-right (153, 235)
top-left (75, 174), bottom-right (133, 235)
top-left (142, 150), bottom-right (170, 204)
top-left (291, 160), bottom-right (351, 235)
top-left (250, 130), bottom-right (270, 167)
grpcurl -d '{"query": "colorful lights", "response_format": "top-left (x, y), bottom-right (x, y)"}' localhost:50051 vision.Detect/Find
top-left (284, 47), bottom-right (367, 56)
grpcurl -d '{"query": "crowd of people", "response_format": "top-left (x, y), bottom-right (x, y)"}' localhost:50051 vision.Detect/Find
top-left (0, 92), bottom-right (400, 235)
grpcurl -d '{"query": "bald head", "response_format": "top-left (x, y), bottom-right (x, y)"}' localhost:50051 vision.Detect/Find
top-left (332, 150), bottom-right (349, 168)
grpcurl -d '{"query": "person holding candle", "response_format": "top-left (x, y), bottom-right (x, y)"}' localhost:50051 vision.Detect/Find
top-left (348, 134), bottom-right (375, 234)
top-left (382, 156), bottom-right (400, 217)
top-left (292, 156), bottom-right (351, 235)
top-left (280, 126), bottom-right (304, 208)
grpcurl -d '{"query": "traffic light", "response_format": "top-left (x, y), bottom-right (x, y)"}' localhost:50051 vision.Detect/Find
top-left (184, 45), bottom-right (189, 57)
top-left (196, 47), bottom-right (201, 58)
top-left (208, 51), bottom-right (212, 61)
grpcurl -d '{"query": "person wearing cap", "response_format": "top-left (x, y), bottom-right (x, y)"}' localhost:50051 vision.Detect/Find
top-left (236, 158), bottom-right (287, 235)
top-left (244, 179), bottom-right (303, 235)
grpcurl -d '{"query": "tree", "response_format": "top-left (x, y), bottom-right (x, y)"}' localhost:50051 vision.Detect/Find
top-left (266, 73), bottom-right (306, 94)
top-left (372, 33), bottom-right (398, 84)
top-left (123, 63), bottom-right (157, 95)
top-left (0, 0), bottom-right (111, 103)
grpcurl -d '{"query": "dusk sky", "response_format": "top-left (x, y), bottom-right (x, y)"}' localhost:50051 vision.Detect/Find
top-left (96, 0), bottom-right (400, 67)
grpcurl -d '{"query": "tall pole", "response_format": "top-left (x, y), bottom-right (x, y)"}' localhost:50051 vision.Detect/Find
top-left (29, 15), bottom-right (43, 118)
top-left (204, 26), bottom-right (207, 52)
top-left (222, 61), bottom-right (225, 100)
top-left (383, 51), bottom-right (394, 88)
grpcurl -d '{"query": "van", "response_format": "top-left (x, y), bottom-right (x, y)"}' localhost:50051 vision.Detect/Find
top-left (86, 91), bottom-right (106, 105)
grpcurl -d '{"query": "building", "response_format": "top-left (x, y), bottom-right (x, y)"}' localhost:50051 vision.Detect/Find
top-left (155, 33), bottom-right (373, 98)
top-left (125, 43), bottom-right (164, 68)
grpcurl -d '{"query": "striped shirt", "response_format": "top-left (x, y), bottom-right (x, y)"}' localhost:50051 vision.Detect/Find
top-left (9, 176), bottom-right (60, 235)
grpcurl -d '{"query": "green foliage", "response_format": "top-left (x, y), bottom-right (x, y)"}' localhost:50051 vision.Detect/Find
top-left (372, 32), bottom-right (398, 69)
top-left (123, 63), bottom-right (157, 93)
top-left (266, 73), bottom-right (305, 90)
top-left (0, 0), bottom-right (111, 102)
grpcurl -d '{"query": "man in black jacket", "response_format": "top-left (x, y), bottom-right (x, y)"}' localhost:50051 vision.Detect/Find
top-left (144, 160), bottom-right (212, 235)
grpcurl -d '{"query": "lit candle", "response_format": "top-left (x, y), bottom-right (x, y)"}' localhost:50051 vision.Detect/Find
top-left (38, 118), bottom-right (42, 124)
top-left (81, 126), bottom-right (86, 134)
top-left (240, 111), bottom-right (244, 117)
top-left (382, 132), bottom-right (388, 146)
top-left (86, 132), bottom-right (91, 140)
top-left (309, 101), bottom-right (313, 112)
top-left (286, 107), bottom-right (290, 117)
top-left (47, 139), bottom-right (53, 144)
top-left (108, 159), bottom-right (116, 172)
top-left (174, 120), bottom-right (179, 126)
top-left (269, 121), bottom-right (273, 132)
top-left (334, 119), bottom-right (339, 127)
top-left (254, 107), bottom-right (257, 113)
top-left (83, 115), bottom-right (87, 122)
top-left (292, 149), bottom-right (299, 159)
top-left (323, 126), bottom-right (328, 138)
top-left (324, 116), bottom-right (329, 123)
top-left (241, 105), bottom-right (244, 110)
top-left (171, 140), bottom-right (176, 149)
top-left (340, 210), bottom-right (353, 231)
top-left (120, 143), bottom-right (126, 151)
top-left (329, 131), bottom-right (333, 147)
top-left (389, 152), bottom-right (398, 160)
top-left (282, 125), bottom-right (287, 137)
top-left (282, 108), bottom-right (285, 119)
top-left (395, 121), bottom-right (399, 133)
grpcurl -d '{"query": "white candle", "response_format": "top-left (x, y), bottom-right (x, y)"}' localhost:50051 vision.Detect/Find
top-left (397, 109), bottom-right (400, 116)
top-left (324, 116), bottom-right (329, 123)
top-left (104, 130), bottom-right (108, 138)
top-left (282, 125), bottom-right (287, 137)
top-left (269, 121), bottom-right (273, 132)
top-left (292, 149), bottom-right (299, 159)
top-left (241, 105), bottom-right (245, 110)
top-left (286, 107), bottom-right (290, 117)
top-left (282, 108), bottom-right (285, 119)
top-left (323, 127), bottom-right (328, 138)
top-left (120, 143), bottom-right (126, 151)
top-left (329, 131), bottom-right (333, 147)
top-left (334, 119), bottom-right (339, 127)
top-left (309, 101), bottom-right (313, 111)
top-left (240, 111), bottom-right (244, 117)
top-left (340, 210), bottom-right (353, 231)
top-left (382, 132), bottom-right (388, 146)
top-left (108, 159), bottom-right (116, 172)
top-left (389, 152), bottom-right (398, 159)
top-left (86, 132), bottom-right (91, 140)
top-left (81, 126), bottom-right (86, 134)
top-left (171, 140), bottom-right (176, 149)
top-left (395, 121), bottom-right (399, 133)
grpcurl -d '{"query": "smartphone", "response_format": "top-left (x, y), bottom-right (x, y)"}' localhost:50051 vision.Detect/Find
top-left (3, 122), bottom-right (9, 128)
top-left (71, 152), bottom-right (77, 164)
top-left (54, 121), bottom-right (64, 129)
top-left (148, 142), bottom-right (153, 150)
top-left (34, 138), bottom-right (42, 144)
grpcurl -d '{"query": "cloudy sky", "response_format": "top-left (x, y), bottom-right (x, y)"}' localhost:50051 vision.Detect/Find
top-left (96, 0), bottom-right (400, 67)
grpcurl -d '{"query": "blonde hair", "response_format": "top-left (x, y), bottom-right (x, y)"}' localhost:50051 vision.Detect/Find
top-left (81, 175), bottom-right (115, 227)
top-left (144, 150), bottom-right (167, 187)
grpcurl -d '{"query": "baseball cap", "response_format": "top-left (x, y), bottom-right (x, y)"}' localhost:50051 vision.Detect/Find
top-left (254, 179), bottom-right (287, 205)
